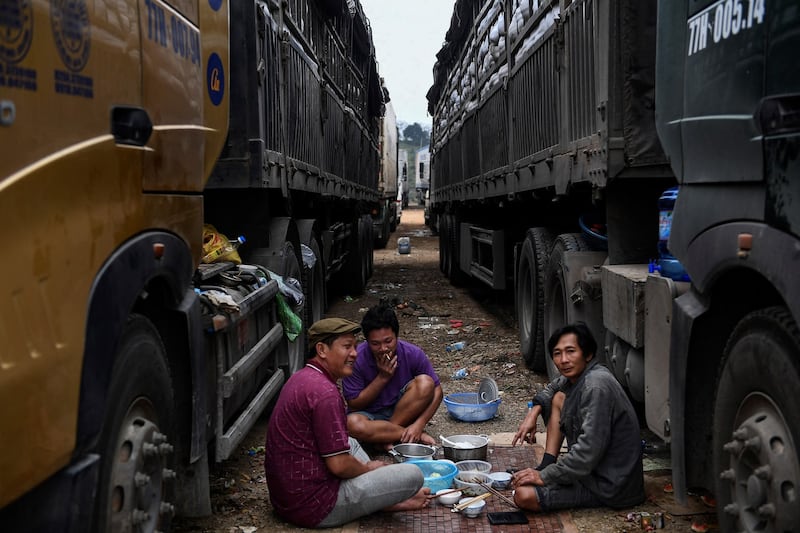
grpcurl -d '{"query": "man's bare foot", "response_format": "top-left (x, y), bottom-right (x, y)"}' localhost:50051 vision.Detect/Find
top-left (384, 487), bottom-right (431, 511)
top-left (418, 432), bottom-right (436, 446)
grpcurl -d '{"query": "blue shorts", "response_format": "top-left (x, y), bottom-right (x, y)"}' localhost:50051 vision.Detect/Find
top-left (534, 482), bottom-right (601, 511)
top-left (349, 380), bottom-right (413, 421)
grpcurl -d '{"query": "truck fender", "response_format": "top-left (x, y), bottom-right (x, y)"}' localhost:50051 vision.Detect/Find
top-left (77, 231), bottom-right (196, 454)
top-left (668, 287), bottom-right (708, 505)
top-left (685, 221), bottom-right (800, 326)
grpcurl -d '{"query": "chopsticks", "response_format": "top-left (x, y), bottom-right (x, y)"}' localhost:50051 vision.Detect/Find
top-left (451, 492), bottom-right (491, 512)
top-left (477, 480), bottom-right (519, 509)
top-left (428, 488), bottom-right (461, 499)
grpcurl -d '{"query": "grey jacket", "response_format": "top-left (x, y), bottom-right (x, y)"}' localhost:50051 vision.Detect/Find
top-left (532, 359), bottom-right (645, 508)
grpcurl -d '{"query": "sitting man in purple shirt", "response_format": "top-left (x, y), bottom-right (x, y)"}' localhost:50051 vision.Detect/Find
top-left (343, 304), bottom-right (443, 447)
top-left (264, 317), bottom-right (430, 528)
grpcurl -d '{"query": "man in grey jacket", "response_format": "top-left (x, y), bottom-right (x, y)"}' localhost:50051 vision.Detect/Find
top-left (511, 323), bottom-right (644, 512)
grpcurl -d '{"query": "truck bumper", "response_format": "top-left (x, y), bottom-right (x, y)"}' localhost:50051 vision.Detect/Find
top-left (0, 453), bottom-right (99, 533)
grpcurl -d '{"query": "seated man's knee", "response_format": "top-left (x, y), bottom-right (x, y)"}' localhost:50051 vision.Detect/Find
top-left (513, 486), bottom-right (542, 512)
top-left (347, 413), bottom-right (369, 438)
top-left (407, 374), bottom-right (435, 398)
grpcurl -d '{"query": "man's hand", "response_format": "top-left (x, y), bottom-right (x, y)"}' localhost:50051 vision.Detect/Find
top-left (400, 420), bottom-right (425, 443)
top-left (376, 350), bottom-right (397, 378)
top-left (512, 405), bottom-right (541, 447)
top-left (511, 467), bottom-right (544, 488)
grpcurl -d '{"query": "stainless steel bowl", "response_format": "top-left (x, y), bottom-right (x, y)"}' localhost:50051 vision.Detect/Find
top-left (388, 443), bottom-right (437, 463)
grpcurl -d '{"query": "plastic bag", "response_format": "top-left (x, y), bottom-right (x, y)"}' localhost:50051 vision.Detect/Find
top-left (301, 243), bottom-right (317, 269)
top-left (276, 293), bottom-right (302, 342)
top-left (266, 270), bottom-right (304, 307)
top-left (202, 224), bottom-right (243, 265)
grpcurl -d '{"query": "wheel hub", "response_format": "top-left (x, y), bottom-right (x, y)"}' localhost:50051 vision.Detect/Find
top-left (721, 393), bottom-right (798, 532)
top-left (109, 407), bottom-right (175, 532)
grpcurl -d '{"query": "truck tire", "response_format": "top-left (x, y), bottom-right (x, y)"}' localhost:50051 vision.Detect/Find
top-left (277, 242), bottom-right (305, 377)
top-left (92, 315), bottom-right (176, 533)
top-left (438, 214), bottom-right (449, 275)
top-left (374, 211), bottom-right (390, 249)
top-left (543, 233), bottom-right (589, 380)
top-left (362, 215), bottom-right (374, 280)
top-left (445, 214), bottom-right (467, 285)
top-left (302, 237), bottom-right (326, 327)
top-left (713, 307), bottom-right (800, 533)
top-left (517, 227), bottom-right (554, 372)
top-left (342, 219), bottom-right (367, 295)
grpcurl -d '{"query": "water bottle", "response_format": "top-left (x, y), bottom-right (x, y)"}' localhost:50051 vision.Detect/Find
top-left (656, 187), bottom-right (689, 282)
top-left (452, 367), bottom-right (468, 379)
top-left (446, 341), bottom-right (465, 352)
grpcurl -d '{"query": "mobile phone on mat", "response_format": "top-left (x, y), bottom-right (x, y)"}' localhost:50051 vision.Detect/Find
top-left (487, 511), bottom-right (529, 525)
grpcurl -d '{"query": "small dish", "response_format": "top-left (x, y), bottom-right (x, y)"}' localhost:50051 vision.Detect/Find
top-left (458, 497), bottom-right (486, 518)
top-left (489, 471), bottom-right (512, 489)
top-left (436, 489), bottom-right (462, 506)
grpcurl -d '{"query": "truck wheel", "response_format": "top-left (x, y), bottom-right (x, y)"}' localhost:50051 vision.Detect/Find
top-left (445, 214), bottom-right (467, 285)
top-left (343, 219), bottom-right (367, 295)
top-left (277, 242), bottom-right (304, 377)
top-left (302, 237), bottom-right (326, 327)
top-left (93, 315), bottom-right (176, 533)
top-left (517, 228), bottom-right (554, 372)
top-left (713, 307), bottom-right (800, 533)
top-left (543, 233), bottom-right (589, 380)
top-left (438, 214), bottom-right (449, 275)
top-left (375, 212), bottom-right (390, 249)
top-left (362, 215), bottom-right (374, 280)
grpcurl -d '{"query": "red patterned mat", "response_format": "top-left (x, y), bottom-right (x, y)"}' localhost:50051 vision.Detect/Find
top-left (357, 445), bottom-right (566, 532)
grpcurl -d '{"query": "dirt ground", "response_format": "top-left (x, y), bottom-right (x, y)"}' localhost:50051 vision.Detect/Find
top-left (174, 207), bottom-right (718, 533)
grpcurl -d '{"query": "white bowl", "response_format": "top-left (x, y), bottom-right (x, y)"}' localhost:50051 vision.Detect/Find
top-left (436, 489), bottom-right (462, 506)
top-left (458, 497), bottom-right (486, 518)
top-left (453, 470), bottom-right (492, 496)
top-left (489, 471), bottom-right (512, 489)
top-left (455, 459), bottom-right (492, 473)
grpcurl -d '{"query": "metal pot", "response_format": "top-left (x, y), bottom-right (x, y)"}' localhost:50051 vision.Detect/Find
top-left (441, 434), bottom-right (490, 461)
top-left (388, 443), bottom-right (437, 463)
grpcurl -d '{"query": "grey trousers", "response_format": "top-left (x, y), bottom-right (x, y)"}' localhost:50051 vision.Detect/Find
top-left (316, 438), bottom-right (424, 528)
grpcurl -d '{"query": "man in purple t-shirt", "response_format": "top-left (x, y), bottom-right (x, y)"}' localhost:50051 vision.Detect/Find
top-left (343, 304), bottom-right (443, 447)
top-left (265, 317), bottom-right (430, 528)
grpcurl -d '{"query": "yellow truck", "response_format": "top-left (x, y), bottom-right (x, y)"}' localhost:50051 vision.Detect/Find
top-left (0, 0), bottom-right (384, 530)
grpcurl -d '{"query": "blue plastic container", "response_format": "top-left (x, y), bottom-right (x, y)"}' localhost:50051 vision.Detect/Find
top-left (408, 460), bottom-right (458, 492)
top-left (657, 187), bottom-right (690, 282)
top-left (443, 393), bottom-right (501, 422)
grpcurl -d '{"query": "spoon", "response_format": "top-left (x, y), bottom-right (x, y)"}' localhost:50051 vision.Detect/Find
top-left (440, 435), bottom-right (470, 448)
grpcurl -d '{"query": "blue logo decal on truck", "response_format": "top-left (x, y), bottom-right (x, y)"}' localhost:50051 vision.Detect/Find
top-left (207, 52), bottom-right (224, 105)
top-left (209, 0), bottom-right (223, 12)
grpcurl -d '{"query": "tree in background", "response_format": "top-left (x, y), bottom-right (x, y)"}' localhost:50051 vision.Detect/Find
top-left (401, 122), bottom-right (430, 147)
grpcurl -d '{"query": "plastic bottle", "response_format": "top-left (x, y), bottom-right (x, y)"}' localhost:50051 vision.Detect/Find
top-left (452, 367), bottom-right (468, 379)
top-left (657, 187), bottom-right (689, 281)
top-left (446, 341), bottom-right (465, 352)
top-left (202, 235), bottom-right (246, 264)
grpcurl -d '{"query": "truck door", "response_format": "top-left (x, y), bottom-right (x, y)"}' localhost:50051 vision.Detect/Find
top-left (682, 0), bottom-right (767, 183)
top-left (140, 0), bottom-right (205, 192)
top-left (761, 0), bottom-right (800, 236)
top-left (0, 0), bottom-right (144, 508)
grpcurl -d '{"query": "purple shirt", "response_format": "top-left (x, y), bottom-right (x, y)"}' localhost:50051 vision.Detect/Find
top-left (342, 339), bottom-right (440, 412)
top-left (264, 364), bottom-right (350, 527)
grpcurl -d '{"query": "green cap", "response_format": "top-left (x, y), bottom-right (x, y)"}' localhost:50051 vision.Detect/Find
top-left (307, 317), bottom-right (361, 347)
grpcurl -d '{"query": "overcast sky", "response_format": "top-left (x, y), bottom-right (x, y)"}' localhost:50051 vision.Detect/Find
top-left (360, 1), bottom-right (455, 127)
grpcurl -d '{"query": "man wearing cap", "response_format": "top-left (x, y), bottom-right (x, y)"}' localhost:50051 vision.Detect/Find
top-left (343, 304), bottom-right (442, 447)
top-left (264, 317), bottom-right (430, 528)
